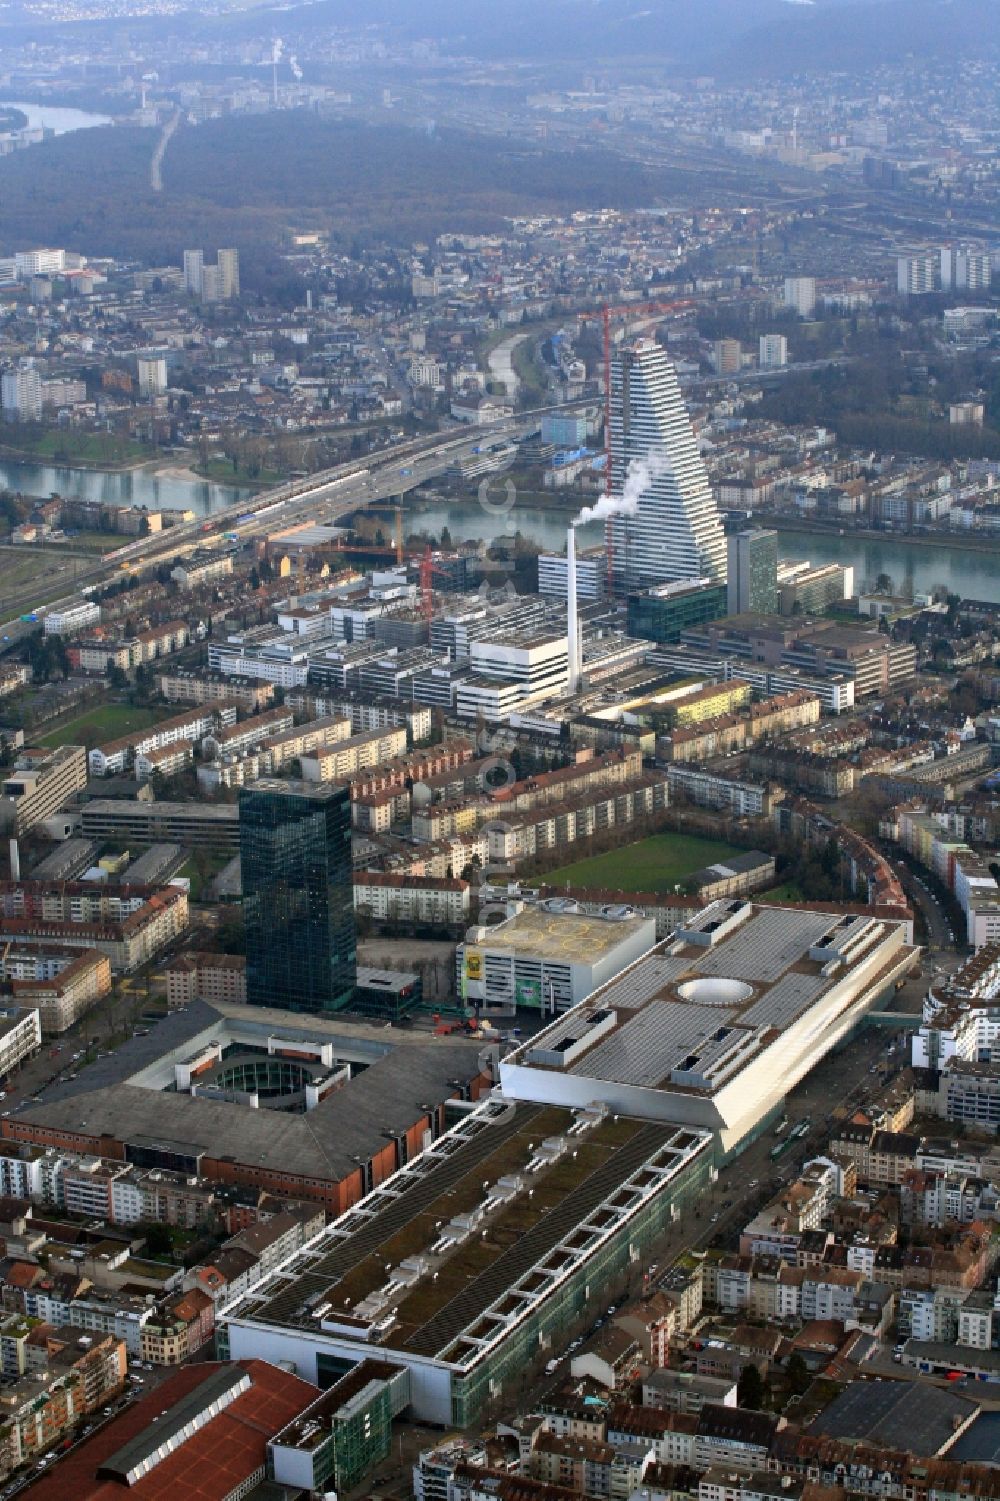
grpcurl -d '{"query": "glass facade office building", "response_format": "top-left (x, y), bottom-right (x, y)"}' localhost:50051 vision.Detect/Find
top-left (240, 779), bottom-right (356, 1014)
top-left (627, 582), bottom-right (728, 645)
top-left (727, 529), bottom-right (779, 616)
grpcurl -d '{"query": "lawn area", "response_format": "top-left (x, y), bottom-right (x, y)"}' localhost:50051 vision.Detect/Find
top-left (60, 533), bottom-right (135, 554)
top-left (39, 702), bottom-right (165, 748)
top-left (8, 431), bottom-right (153, 466)
top-left (194, 457), bottom-right (285, 489)
top-left (534, 832), bottom-right (748, 896)
top-left (758, 881), bottom-right (806, 904)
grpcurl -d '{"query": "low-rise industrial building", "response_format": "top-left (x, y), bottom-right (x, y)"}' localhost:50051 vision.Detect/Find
top-left (2, 1000), bottom-right (492, 1215)
top-left (220, 1098), bottom-right (714, 1426)
top-left (79, 799), bottom-right (240, 851)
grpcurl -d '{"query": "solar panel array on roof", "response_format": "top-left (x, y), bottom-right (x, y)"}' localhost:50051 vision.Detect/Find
top-left (571, 998), bottom-right (738, 1087)
top-left (581, 955), bottom-right (692, 1014)
top-left (694, 907), bottom-right (834, 982)
top-left (739, 971), bottom-right (827, 1031)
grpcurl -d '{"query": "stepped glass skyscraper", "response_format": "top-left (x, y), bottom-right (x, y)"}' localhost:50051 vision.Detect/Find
top-left (607, 337), bottom-right (727, 594)
top-left (240, 779), bottom-right (356, 1014)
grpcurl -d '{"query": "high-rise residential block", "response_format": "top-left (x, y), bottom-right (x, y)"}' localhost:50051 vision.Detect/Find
top-left (218, 247), bottom-right (240, 298)
top-left (942, 246), bottom-right (992, 293)
top-left (896, 252), bottom-right (939, 296)
top-left (758, 333), bottom-right (788, 370)
top-left (607, 338), bottom-right (727, 594)
top-left (783, 276), bottom-right (816, 317)
top-left (183, 249), bottom-right (204, 296)
top-left (200, 264), bottom-right (222, 303)
top-left (727, 530), bottom-right (779, 617)
top-left (137, 356), bottom-right (168, 398)
top-left (1, 362), bottom-right (42, 421)
top-left (240, 779), bottom-right (356, 1014)
top-left (712, 338), bottom-right (742, 375)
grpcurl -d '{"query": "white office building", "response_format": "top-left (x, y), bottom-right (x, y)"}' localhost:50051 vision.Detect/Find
top-left (15, 248), bottom-right (65, 278)
top-left (537, 547), bottom-right (606, 602)
top-left (607, 338), bottom-right (727, 594)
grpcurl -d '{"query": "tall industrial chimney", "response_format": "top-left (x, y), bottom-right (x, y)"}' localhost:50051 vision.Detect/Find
top-left (566, 524), bottom-right (580, 694)
top-left (8, 838), bottom-right (19, 882)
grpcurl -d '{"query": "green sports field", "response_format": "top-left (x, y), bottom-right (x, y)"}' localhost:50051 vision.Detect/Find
top-left (39, 703), bottom-right (165, 748)
top-left (535, 832), bottom-right (747, 896)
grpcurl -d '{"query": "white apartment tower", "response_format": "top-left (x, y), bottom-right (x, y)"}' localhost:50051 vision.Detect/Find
top-left (183, 249), bottom-right (204, 296)
top-left (1, 362), bottom-right (42, 422)
top-left (137, 356), bottom-right (168, 398)
top-left (759, 333), bottom-right (789, 370)
top-left (218, 248), bottom-right (240, 299)
top-left (606, 338), bottom-right (727, 593)
top-left (784, 276), bottom-right (816, 317)
top-left (941, 245), bottom-right (992, 293)
top-left (897, 252), bottom-right (938, 296)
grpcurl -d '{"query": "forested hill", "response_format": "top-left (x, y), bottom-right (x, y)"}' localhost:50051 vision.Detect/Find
top-left (0, 114), bottom-right (665, 285)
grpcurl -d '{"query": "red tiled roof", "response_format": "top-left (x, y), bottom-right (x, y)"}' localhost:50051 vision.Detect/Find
top-left (19, 1359), bottom-right (318, 1501)
top-left (6, 1261), bottom-right (43, 1289)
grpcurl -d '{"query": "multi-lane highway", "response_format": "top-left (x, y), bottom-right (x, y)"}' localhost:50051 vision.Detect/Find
top-left (0, 409), bottom-right (564, 649)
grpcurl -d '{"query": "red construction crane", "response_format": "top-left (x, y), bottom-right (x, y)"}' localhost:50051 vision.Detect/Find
top-left (419, 544), bottom-right (453, 621)
top-left (587, 297), bottom-right (695, 591)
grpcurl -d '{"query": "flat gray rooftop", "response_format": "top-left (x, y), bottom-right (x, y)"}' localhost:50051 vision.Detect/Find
top-left (808, 1378), bottom-right (976, 1457)
top-left (10, 1001), bottom-right (488, 1183)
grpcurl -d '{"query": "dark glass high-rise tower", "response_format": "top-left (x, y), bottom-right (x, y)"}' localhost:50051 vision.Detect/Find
top-left (240, 779), bottom-right (356, 1014)
top-left (727, 529), bottom-right (779, 616)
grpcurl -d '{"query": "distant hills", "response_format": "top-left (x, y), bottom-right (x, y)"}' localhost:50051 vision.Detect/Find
top-left (4, 0), bottom-right (997, 75)
top-left (203, 0), bottom-right (999, 73)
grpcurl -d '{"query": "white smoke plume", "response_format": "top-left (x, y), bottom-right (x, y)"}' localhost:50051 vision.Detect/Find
top-left (573, 451), bottom-right (668, 527)
top-left (271, 37), bottom-right (283, 64)
top-left (289, 54), bottom-right (303, 80)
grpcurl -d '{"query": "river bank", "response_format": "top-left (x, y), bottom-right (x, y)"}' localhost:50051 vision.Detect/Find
top-left (757, 511), bottom-right (1000, 558)
top-left (0, 457), bottom-right (250, 517)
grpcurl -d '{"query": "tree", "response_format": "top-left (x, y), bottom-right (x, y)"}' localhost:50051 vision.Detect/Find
top-left (144, 1222), bottom-right (173, 1258)
top-left (738, 1362), bottom-right (766, 1410)
top-left (785, 1352), bottom-right (810, 1397)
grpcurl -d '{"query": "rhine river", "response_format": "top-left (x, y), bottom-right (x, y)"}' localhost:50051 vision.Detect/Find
top-left (0, 460), bottom-right (248, 517)
top-left (0, 101), bottom-right (112, 133)
top-left (3, 453), bottom-right (998, 604)
top-left (382, 494), bottom-right (1000, 605)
